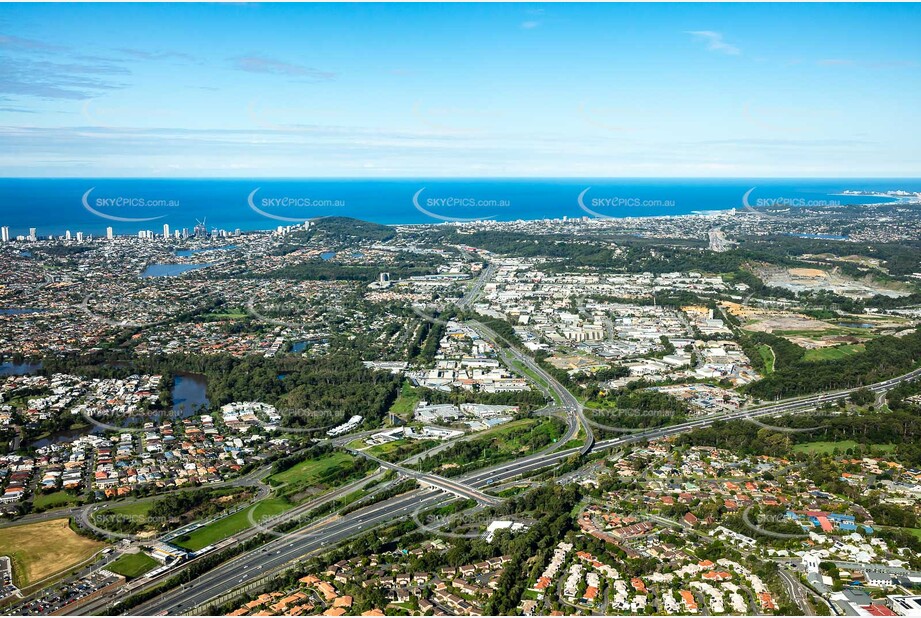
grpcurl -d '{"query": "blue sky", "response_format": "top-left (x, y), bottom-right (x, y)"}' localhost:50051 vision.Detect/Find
top-left (1, 2), bottom-right (919, 177)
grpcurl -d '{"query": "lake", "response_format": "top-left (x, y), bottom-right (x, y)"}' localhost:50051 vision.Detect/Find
top-left (0, 361), bottom-right (42, 376)
top-left (84, 373), bottom-right (208, 431)
top-left (291, 339), bottom-right (328, 353)
top-left (32, 425), bottom-right (104, 449)
top-left (172, 372), bottom-right (209, 417)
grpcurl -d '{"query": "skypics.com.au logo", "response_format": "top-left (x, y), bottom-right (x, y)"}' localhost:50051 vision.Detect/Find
top-left (740, 187), bottom-right (840, 219)
top-left (82, 188), bottom-right (180, 223)
top-left (577, 187), bottom-right (676, 219)
top-left (412, 188), bottom-right (509, 223)
top-left (247, 188), bottom-right (346, 223)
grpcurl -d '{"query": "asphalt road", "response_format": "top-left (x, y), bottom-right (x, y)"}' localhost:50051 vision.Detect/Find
top-left (84, 361), bottom-right (921, 614)
top-left (777, 568), bottom-right (813, 615)
top-left (349, 449), bottom-right (501, 507)
top-left (468, 320), bottom-right (595, 455)
top-left (130, 445), bottom-right (589, 615)
top-left (457, 262), bottom-right (493, 309)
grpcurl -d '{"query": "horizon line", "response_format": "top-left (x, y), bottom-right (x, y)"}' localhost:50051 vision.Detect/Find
top-left (2, 176), bottom-right (921, 181)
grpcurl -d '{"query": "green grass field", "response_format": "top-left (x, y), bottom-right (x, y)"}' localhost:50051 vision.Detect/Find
top-left (476, 417), bottom-right (535, 437)
top-left (172, 497), bottom-right (291, 552)
top-left (756, 344), bottom-right (776, 374)
top-left (366, 438), bottom-right (439, 463)
top-left (428, 418), bottom-right (538, 446)
top-left (202, 309), bottom-right (248, 319)
top-left (792, 440), bottom-right (896, 455)
top-left (91, 500), bottom-right (154, 531)
top-left (367, 439), bottom-right (409, 457)
top-left (416, 418), bottom-right (562, 475)
top-left (901, 528), bottom-right (921, 541)
top-left (103, 500), bottom-right (154, 518)
top-left (388, 381), bottom-right (422, 418)
top-left (32, 490), bottom-right (83, 510)
top-left (107, 552), bottom-right (158, 579)
top-left (511, 360), bottom-right (558, 404)
top-left (268, 452), bottom-right (356, 486)
top-left (803, 343), bottom-right (867, 362)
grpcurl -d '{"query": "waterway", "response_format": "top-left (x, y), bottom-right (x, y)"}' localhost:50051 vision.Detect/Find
top-left (0, 361), bottom-right (42, 376)
top-left (171, 371), bottom-right (209, 417)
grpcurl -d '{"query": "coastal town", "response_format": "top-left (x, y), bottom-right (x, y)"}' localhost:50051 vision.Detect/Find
top-left (0, 204), bottom-right (920, 617)
top-left (2, 1), bottom-right (921, 615)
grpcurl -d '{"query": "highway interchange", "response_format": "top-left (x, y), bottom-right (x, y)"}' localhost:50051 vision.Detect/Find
top-left (51, 265), bottom-right (921, 615)
top-left (90, 353), bottom-right (921, 615)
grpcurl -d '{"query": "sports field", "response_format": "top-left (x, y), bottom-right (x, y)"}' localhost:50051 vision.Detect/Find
top-left (107, 552), bottom-right (158, 579)
top-left (803, 343), bottom-right (866, 362)
top-left (172, 497), bottom-right (291, 552)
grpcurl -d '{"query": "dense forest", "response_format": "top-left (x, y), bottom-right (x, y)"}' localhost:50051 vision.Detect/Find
top-left (258, 254), bottom-right (445, 282)
top-left (424, 229), bottom-right (921, 312)
top-left (281, 217), bottom-right (397, 246)
top-left (744, 327), bottom-right (921, 399)
top-left (587, 387), bottom-right (691, 429)
top-left (435, 228), bottom-right (921, 282)
top-left (677, 408), bottom-right (921, 466)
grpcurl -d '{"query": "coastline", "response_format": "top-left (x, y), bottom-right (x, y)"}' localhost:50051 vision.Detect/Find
top-left (2, 178), bottom-right (920, 239)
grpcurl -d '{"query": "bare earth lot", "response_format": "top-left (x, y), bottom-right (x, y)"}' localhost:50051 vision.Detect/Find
top-left (755, 264), bottom-right (912, 299)
top-left (0, 518), bottom-right (105, 587)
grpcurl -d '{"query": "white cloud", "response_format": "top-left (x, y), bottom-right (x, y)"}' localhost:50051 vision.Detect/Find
top-left (686, 31), bottom-right (740, 55)
top-left (231, 56), bottom-right (336, 81)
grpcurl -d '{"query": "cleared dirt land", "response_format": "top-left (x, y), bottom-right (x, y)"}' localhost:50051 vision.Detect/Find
top-left (723, 302), bottom-right (842, 340)
top-left (722, 301), bottom-right (914, 350)
top-left (0, 518), bottom-right (106, 587)
top-left (754, 264), bottom-right (912, 299)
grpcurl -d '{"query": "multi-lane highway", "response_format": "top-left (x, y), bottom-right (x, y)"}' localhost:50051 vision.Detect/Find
top-left (349, 449), bottom-right (501, 507)
top-left (125, 453), bottom-right (579, 615)
top-left (72, 315), bottom-right (921, 617)
top-left (125, 364), bottom-right (921, 615)
top-left (457, 261), bottom-right (493, 310)
top-left (469, 320), bottom-right (594, 454)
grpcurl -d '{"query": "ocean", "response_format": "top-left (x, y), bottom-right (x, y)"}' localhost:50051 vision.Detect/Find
top-left (0, 178), bottom-right (919, 238)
